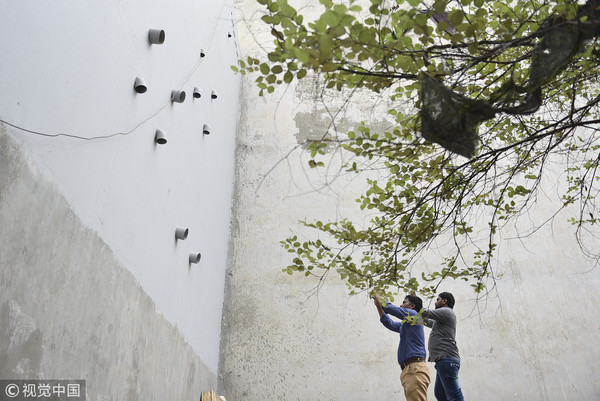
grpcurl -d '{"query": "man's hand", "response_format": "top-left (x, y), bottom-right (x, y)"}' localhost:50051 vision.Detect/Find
top-left (373, 289), bottom-right (382, 305)
top-left (373, 289), bottom-right (385, 318)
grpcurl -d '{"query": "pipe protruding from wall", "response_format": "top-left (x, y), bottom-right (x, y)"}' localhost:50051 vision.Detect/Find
top-left (148, 29), bottom-right (165, 45)
top-left (189, 252), bottom-right (202, 264)
top-left (134, 77), bottom-right (148, 94)
top-left (193, 87), bottom-right (202, 99)
top-left (155, 129), bottom-right (167, 145)
top-left (175, 227), bottom-right (189, 240)
top-left (203, 123), bottom-right (211, 135)
top-left (200, 48), bottom-right (206, 58)
top-left (171, 90), bottom-right (186, 103)
top-left (211, 90), bottom-right (218, 99)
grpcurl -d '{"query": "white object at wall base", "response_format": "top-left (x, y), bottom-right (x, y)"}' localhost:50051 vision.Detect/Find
top-left (211, 90), bottom-right (218, 99)
top-left (134, 77), bottom-right (148, 94)
top-left (148, 29), bottom-right (165, 45)
top-left (203, 124), bottom-right (211, 135)
top-left (175, 227), bottom-right (189, 240)
top-left (200, 48), bottom-right (206, 58)
top-left (193, 87), bottom-right (202, 99)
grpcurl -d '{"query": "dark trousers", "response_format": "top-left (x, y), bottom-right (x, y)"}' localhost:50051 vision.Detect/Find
top-left (434, 357), bottom-right (465, 401)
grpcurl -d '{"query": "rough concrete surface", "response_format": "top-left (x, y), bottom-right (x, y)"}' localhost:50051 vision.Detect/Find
top-left (0, 128), bottom-right (214, 400)
top-left (220, 80), bottom-right (600, 401)
top-left (219, 2), bottom-right (600, 399)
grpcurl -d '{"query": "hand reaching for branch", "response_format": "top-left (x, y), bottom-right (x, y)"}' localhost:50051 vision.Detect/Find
top-left (373, 290), bottom-right (385, 318)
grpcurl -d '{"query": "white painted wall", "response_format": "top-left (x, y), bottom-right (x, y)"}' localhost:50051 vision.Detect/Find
top-left (3, 1), bottom-right (599, 399)
top-left (0, 0), bottom-right (240, 373)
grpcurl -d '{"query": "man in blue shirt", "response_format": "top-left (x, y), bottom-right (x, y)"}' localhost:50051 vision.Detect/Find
top-left (374, 290), bottom-right (430, 401)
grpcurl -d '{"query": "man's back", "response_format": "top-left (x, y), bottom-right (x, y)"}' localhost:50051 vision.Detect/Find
top-left (422, 307), bottom-right (460, 362)
top-left (424, 292), bottom-right (465, 401)
top-left (381, 303), bottom-right (427, 364)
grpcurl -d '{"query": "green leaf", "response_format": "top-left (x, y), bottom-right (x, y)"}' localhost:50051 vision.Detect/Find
top-left (448, 10), bottom-right (464, 26)
top-left (433, 0), bottom-right (446, 14)
top-left (321, 62), bottom-right (338, 72)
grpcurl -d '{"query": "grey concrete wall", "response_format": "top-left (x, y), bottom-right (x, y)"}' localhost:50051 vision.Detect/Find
top-left (0, 128), bottom-right (213, 399)
top-left (219, 1), bottom-right (600, 400)
top-left (0, 0), bottom-right (240, 373)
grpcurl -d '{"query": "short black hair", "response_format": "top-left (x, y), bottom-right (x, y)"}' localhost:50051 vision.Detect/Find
top-left (405, 294), bottom-right (423, 311)
top-left (439, 292), bottom-right (455, 308)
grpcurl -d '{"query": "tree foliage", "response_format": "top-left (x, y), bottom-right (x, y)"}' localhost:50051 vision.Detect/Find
top-left (234, 0), bottom-right (600, 299)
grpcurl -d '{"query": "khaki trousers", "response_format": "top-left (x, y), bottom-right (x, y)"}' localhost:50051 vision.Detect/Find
top-left (400, 361), bottom-right (430, 401)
